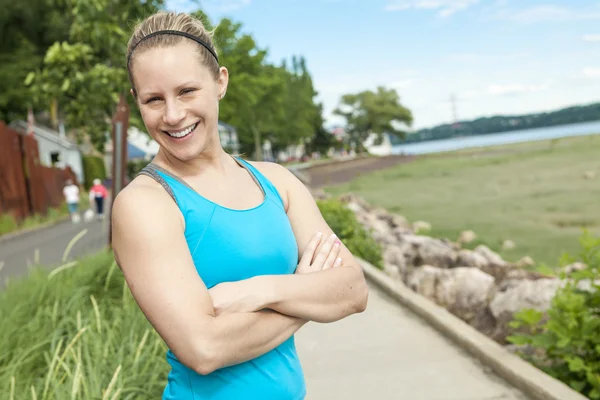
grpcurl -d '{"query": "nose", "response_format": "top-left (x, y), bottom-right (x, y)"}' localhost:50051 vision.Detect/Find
top-left (162, 99), bottom-right (186, 126)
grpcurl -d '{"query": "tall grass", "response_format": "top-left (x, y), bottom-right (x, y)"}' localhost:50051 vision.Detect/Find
top-left (0, 251), bottom-right (168, 399)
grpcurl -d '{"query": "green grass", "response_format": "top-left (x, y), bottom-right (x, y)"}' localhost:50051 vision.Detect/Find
top-left (326, 135), bottom-right (600, 267)
top-left (0, 251), bottom-right (168, 399)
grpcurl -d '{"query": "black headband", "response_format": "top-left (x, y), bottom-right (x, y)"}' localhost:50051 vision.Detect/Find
top-left (127, 30), bottom-right (219, 67)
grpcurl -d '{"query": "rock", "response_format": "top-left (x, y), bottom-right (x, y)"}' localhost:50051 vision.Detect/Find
top-left (338, 193), bottom-right (372, 211)
top-left (456, 249), bottom-right (489, 269)
top-left (401, 234), bottom-right (457, 268)
top-left (412, 220), bottom-right (431, 233)
top-left (383, 263), bottom-right (402, 281)
top-left (583, 170), bottom-right (596, 180)
top-left (457, 230), bottom-right (477, 245)
top-left (435, 267), bottom-right (496, 323)
top-left (515, 256), bottom-right (535, 269)
top-left (474, 245), bottom-right (507, 266)
top-left (561, 262), bottom-right (586, 275)
top-left (406, 265), bottom-right (443, 300)
top-left (502, 240), bottom-right (516, 250)
top-left (383, 246), bottom-right (409, 278)
top-left (473, 245), bottom-right (510, 280)
top-left (501, 268), bottom-right (550, 282)
top-left (489, 278), bottom-right (561, 341)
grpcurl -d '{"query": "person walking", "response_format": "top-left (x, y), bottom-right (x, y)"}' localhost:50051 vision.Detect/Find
top-left (63, 179), bottom-right (80, 224)
top-left (89, 178), bottom-right (108, 220)
top-left (111, 11), bottom-right (368, 400)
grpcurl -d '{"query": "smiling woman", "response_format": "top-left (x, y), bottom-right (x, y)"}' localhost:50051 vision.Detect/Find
top-left (111, 10), bottom-right (368, 400)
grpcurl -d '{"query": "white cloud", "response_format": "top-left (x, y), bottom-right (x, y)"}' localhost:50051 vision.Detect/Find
top-left (385, 0), bottom-right (479, 17)
top-left (488, 83), bottom-right (549, 95)
top-left (583, 34), bottom-right (600, 42)
top-left (495, 5), bottom-right (600, 23)
top-left (582, 68), bottom-right (600, 79)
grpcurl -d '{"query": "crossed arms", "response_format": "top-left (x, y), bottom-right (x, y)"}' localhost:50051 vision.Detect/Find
top-left (111, 162), bottom-right (369, 375)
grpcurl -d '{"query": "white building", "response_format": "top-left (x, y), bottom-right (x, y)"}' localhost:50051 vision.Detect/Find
top-left (9, 120), bottom-right (84, 183)
top-left (363, 132), bottom-right (394, 156)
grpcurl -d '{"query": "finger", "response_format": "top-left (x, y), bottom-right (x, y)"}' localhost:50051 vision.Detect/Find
top-left (333, 257), bottom-right (343, 268)
top-left (323, 240), bottom-right (341, 269)
top-left (298, 232), bottom-right (323, 269)
top-left (311, 233), bottom-right (337, 269)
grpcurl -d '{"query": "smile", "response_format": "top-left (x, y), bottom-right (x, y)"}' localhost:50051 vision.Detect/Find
top-left (164, 123), bottom-right (198, 138)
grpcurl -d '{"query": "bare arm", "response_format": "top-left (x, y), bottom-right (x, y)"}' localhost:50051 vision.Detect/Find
top-left (112, 180), bottom-right (305, 375)
top-left (248, 163), bottom-right (369, 323)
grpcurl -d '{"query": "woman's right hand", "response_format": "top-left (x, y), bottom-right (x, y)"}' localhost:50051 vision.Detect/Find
top-left (295, 232), bottom-right (343, 274)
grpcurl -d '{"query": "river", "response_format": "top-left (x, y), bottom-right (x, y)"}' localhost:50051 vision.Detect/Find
top-left (391, 120), bottom-right (600, 155)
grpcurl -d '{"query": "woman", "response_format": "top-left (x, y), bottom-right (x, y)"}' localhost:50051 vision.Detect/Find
top-left (112, 11), bottom-right (368, 400)
top-left (89, 178), bottom-right (108, 219)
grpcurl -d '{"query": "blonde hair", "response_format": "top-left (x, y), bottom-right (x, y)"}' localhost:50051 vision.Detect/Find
top-left (126, 11), bottom-right (219, 90)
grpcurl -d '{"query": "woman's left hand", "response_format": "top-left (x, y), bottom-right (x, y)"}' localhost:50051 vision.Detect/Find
top-left (208, 279), bottom-right (265, 316)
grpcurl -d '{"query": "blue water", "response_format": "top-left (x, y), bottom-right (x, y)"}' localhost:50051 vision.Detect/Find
top-left (391, 120), bottom-right (600, 155)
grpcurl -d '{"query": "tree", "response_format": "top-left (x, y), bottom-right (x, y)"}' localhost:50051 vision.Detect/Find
top-left (333, 86), bottom-right (413, 149)
top-left (24, 0), bottom-right (163, 151)
top-left (0, 0), bottom-right (72, 122)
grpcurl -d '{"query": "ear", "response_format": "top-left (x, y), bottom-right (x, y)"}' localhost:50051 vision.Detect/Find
top-left (217, 67), bottom-right (229, 99)
top-left (130, 88), bottom-right (136, 99)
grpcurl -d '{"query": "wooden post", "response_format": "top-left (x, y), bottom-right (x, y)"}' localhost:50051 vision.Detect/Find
top-left (108, 94), bottom-right (130, 247)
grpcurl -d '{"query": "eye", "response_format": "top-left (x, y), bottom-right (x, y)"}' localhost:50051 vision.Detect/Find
top-left (180, 88), bottom-right (196, 95)
top-left (144, 97), bottom-right (161, 104)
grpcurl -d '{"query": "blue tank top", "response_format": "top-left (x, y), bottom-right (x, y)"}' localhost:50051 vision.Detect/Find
top-left (140, 157), bottom-right (306, 400)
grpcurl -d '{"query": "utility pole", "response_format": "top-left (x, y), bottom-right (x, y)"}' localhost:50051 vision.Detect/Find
top-left (108, 94), bottom-right (129, 248)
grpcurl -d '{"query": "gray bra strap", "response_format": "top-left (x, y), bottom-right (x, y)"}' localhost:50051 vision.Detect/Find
top-left (137, 165), bottom-right (178, 205)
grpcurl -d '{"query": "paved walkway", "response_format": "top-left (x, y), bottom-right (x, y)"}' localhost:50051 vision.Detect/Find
top-left (0, 217), bottom-right (109, 284)
top-left (296, 286), bottom-right (528, 400)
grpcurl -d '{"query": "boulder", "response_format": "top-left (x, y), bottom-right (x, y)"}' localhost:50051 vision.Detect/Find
top-left (502, 240), bottom-right (516, 250)
top-left (435, 267), bottom-right (496, 323)
top-left (489, 278), bottom-right (562, 341)
top-left (457, 230), bottom-right (477, 245)
top-left (456, 249), bottom-right (489, 269)
top-left (412, 220), bottom-right (432, 233)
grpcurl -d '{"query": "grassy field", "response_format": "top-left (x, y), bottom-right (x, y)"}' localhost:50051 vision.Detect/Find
top-left (326, 135), bottom-right (600, 267)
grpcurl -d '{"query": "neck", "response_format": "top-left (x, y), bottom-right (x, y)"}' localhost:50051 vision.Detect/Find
top-left (153, 143), bottom-right (235, 178)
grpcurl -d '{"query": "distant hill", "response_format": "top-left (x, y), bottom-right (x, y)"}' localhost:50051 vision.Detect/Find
top-left (396, 102), bottom-right (600, 144)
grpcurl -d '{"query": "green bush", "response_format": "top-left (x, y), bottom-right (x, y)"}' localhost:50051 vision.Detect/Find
top-left (317, 198), bottom-right (383, 269)
top-left (82, 155), bottom-right (107, 190)
top-left (508, 231), bottom-right (600, 398)
top-left (127, 159), bottom-right (149, 180)
top-left (0, 251), bottom-right (168, 399)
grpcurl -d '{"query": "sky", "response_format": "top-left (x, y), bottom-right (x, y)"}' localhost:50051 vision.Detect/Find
top-left (164, 0), bottom-right (600, 130)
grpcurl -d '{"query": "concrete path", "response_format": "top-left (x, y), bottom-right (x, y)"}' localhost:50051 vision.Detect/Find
top-left (296, 286), bottom-right (529, 400)
top-left (0, 217), bottom-right (109, 284)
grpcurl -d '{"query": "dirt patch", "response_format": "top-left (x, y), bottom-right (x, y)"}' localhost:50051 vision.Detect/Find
top-left (305, 155), bottom-right (415, 188)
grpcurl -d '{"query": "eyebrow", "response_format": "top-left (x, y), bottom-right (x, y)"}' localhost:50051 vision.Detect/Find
top-left (139, 81), bottom-right (203, 97)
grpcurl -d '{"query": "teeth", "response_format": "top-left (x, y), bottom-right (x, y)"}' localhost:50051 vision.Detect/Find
top-left (167, 123), bottom-right (196, 138)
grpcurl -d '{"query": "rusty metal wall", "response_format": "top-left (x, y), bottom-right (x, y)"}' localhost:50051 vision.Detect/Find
top-left (0, 122), bottom-right (30, 221)
top-left (0, 122), bottom-right (80, 221)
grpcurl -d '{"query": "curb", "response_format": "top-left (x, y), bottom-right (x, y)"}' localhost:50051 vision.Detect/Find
top-left (358, 258), bottom-right (589, 400)
top-left (0, 216), bottom-right (71, 245)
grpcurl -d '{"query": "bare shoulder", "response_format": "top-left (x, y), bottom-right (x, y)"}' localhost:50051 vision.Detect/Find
top-left (112, 175), bottom-right (183, 233)
top-left (246, 160), bottom-right (313, 211)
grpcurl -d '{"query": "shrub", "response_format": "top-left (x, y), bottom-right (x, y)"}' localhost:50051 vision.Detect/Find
top-left (82, 155), bottom-right (107, 190)
top-left (317, 198), bottom-right (384, 269)
top-left (508, 231), bottom-right (600, 398)
top-left (0, 251), bottom-right (168, 399)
